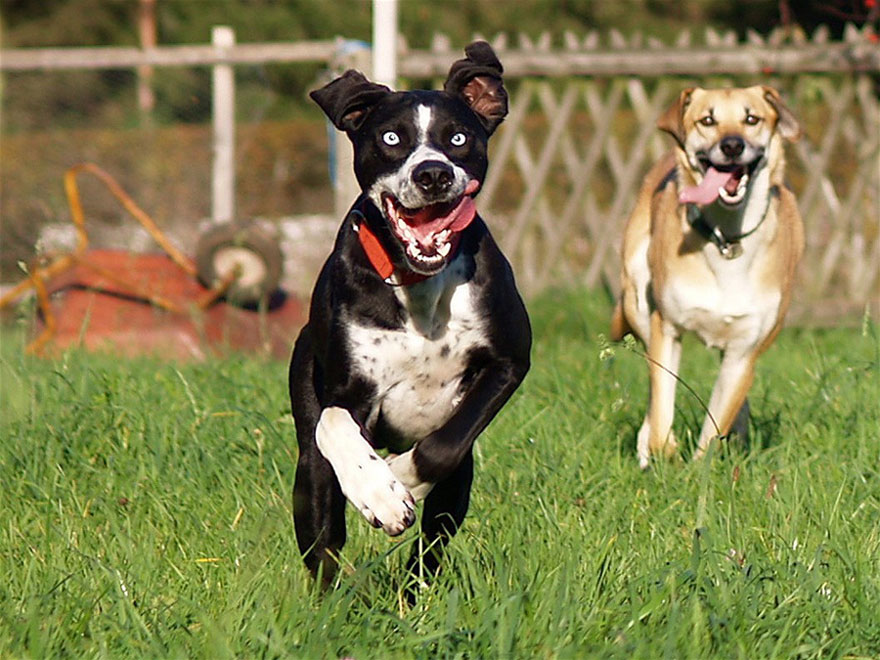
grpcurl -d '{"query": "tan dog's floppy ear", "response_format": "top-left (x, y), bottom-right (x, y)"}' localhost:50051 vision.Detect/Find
top-left (762, 86), bottom-right (801, 141)
top-left (657, 88), bottom-right (695, 148)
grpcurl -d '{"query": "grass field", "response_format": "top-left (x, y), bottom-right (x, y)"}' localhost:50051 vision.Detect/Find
top-left (1, 288), bottom-right (878, 659)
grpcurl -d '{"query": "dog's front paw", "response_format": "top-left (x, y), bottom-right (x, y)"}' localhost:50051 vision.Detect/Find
top-left (637, 420), bottom-right (678, 469)
top-left (355, 477), bottom-right (416, 536)
top-left (342, 457), bottom-right (416, 535)
top-left (315, 407), bottom-right (417, 535)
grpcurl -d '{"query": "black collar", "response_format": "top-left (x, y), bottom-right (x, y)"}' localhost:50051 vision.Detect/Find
top-left (686, 185), bottom-right (779, 260)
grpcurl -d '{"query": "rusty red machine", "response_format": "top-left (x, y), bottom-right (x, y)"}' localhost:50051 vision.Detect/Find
top-left (0, 163), bottom-right (304, 360)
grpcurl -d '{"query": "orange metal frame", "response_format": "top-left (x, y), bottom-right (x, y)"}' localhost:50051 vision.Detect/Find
top-left (0, 163), bottom-right (238, 354)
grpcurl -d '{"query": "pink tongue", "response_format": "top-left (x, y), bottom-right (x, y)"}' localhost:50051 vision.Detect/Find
top-left (678, 167), bottom-right (735, 205)
top-left (406, 180), bottom-right (480, 248)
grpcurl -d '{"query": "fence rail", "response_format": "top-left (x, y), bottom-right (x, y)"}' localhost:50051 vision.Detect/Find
top-left (400, 25), bottom-right (880, 76)
top-left (0, 40), bottom-right (339, 71)
top-left (4, 25), bottom-right (878, 75)
top-left (1, 24), bottom-right (878, 321)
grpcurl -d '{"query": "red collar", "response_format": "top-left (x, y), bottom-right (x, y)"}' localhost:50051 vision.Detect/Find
top-left (353, 210), bottom-right (431, 286)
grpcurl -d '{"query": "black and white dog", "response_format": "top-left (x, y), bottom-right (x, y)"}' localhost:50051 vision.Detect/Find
top-left (289, 42), bottom-right (531, 588)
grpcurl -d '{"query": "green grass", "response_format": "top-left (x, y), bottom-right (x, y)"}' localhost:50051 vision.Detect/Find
top-left (1, 289), bottom-right (878, 659)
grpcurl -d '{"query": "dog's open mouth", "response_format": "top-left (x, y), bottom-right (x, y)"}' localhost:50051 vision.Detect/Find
top-left (680, 159), bottom-right (759, 207)
top-left (382, 179), bottom-right (480, 273)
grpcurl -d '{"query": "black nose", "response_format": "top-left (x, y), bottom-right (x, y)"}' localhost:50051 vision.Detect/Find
top-left (720, 136), bottom-right (745, 159)
top-left (412, 160), bottom-right (454, 196)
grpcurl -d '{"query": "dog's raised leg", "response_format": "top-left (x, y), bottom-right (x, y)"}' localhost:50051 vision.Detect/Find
top-left (693, 349), bottom-right (757, 460)
top-left (291, 329), bottom-right (416, 584)
top-left (640, 311), bottom-right (683, 468)
top-left (315, 407), bottom-right (417, 535)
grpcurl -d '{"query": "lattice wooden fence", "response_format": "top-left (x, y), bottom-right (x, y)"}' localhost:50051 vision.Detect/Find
top-left (398, 26), bottom-right (880, 321)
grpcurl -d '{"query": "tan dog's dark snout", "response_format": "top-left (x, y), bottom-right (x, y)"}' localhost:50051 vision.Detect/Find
top-left (719, 136), bottom-right (745, 158)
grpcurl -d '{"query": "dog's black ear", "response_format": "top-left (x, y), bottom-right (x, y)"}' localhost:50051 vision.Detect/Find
top-left (444, 41), bottom-right (508, 135)
top-left (762, 86), bottom-right (801, 142)
top-left (657, 87), bottom-right (695, 148)
top-left (310, 70), bottom-right (392, 133)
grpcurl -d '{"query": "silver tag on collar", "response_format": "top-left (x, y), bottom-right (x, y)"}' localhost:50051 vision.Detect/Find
top-left (711, 225), bottom-right (743, 260)
top-left (719, 241), bottom-right (743, 260)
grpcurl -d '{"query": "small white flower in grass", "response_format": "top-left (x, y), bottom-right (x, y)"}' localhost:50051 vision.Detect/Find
top-left (116, 570), bottom-right (130, 598)
top-left (726, 548), bottom-right (746, 568)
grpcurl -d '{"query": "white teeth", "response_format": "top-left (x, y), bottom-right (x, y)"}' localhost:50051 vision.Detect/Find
top-left (717, 173), bottom-right (750, 204)
top-left (395, 217), bottom-right (415, 242)
top-left (382, 197), bottom-right (458, 266)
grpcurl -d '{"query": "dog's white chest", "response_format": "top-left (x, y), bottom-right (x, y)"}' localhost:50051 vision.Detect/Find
top-left (346, 275), bottom-right (487, 446)
top-left (665, 247), bottom-right (780, 350)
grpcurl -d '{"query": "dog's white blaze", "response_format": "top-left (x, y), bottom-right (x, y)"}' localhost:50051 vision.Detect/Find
top-left (346, 256), bottom-right (488, 455)
top-left (417, 104), bottom-right (433, 142)
top-left (316, 406), bottom-right (415, 534)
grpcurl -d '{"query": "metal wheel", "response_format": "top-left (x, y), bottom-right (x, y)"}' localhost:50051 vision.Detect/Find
top-left (195, 222), bottom-right (283, 306)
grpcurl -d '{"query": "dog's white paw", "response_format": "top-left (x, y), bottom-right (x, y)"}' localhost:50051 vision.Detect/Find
top-left (346, 461), bottom-right (416, 535)
top-left (636, 416), bottom-right (680, 469)
top-left (315, 407), bottom-right (417, 535)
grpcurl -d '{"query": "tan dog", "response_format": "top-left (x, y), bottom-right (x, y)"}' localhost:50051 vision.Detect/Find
top-left (611, 86), bottom-right (804, 468)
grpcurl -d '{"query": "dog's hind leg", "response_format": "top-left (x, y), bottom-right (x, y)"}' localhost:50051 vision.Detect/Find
top-left (727, 397), bottom-right (751, 450)
top-left (290, 330), bottom-right (347, 586)
top-left (404, 450), bottom-right (473, 599)
top-left (293, 442), bottom-right (347, 586)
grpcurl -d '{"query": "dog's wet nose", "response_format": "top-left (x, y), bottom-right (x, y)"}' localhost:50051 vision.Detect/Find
top-left (413, 161), bottom-right (454, 195)
top-left (720, 136), bottom-right (745, 159)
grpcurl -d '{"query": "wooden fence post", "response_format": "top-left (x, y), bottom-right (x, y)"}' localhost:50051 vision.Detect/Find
top-left (372, 0), bottom-right (398, 88)
top-left (212, 26), bottom-right (235, 223)
top-left (137, 0), bottom-right (156, 120)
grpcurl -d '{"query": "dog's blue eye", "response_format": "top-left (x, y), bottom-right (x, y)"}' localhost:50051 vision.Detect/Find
top-left (450, 132), bottom-right (467, 147)
top-left (382, 131), bottom-right (400, 146)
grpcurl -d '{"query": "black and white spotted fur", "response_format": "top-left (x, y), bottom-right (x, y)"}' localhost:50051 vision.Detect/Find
top-left (289, 42), bottom-right (531, 590)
